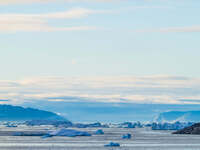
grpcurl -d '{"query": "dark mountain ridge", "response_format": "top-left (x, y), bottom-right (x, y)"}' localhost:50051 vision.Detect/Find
top-left (0, 105), bottom-right (66, 121)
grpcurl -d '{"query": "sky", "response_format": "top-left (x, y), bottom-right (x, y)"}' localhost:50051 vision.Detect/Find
top-left (0, 0), bottom-right (200, 119)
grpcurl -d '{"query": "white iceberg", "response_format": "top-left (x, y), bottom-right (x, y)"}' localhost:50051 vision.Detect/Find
top-left (104, 142), bottom-right (120, 147)
top-left (47, 129), bottom-right (91, 137)
top-left (94, 129), bottom-right (104, 135)
top-left (122, 133), bottom-right (131, 139)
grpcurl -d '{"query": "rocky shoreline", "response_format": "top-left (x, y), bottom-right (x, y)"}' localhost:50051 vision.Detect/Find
top-left (173, 123), bottom-right (200, 134)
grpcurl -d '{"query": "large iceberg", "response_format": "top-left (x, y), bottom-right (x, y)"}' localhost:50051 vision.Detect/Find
top-left (118, 121), bottom-right (143, 128)
top-left (151, 122), bottom-right (194, 130)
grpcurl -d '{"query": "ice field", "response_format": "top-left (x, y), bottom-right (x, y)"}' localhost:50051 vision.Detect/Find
top-left (0, 126), bottom-right (200, 150)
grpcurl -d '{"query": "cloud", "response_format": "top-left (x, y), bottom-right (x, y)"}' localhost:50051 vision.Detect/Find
top-left (0, 0), bottom-right (120, 5)
top-left (0, 8), bottom-right (99, 33)
top-left (1, 75), bottom-right (200, 105)
top-left (0, 3), bottom-right (172, 33)
top-left (137, 26), bottom-right (200, 33)
top-left (0, 24), bottom-right (96, 33)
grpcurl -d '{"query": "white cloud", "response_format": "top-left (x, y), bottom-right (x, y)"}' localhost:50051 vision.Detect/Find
top-left (137, 26), bottom-right (200, 33)
top-left (158, 26), bottom-right (200, 33)
top-left (0, 0), bottom-right (120, 5)
top-left (0, 8), bottom-right (99, 32)
top-left (1, 75), bottom-right (200, 105)
top-left (0, 24), bottom-right (96, 33)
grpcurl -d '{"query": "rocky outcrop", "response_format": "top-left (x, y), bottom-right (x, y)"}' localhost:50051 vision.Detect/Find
top-left (173, 123), bottom-right (200, 134)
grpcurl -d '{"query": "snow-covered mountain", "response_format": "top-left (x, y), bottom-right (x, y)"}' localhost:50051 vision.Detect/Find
top-left (156, 111), bottom-right (200, 123)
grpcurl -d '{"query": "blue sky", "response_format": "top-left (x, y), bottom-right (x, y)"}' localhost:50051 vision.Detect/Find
top-left (1, 0), bottom-right (200, 79)
top-left (0, 0), bottom-right (200, 109)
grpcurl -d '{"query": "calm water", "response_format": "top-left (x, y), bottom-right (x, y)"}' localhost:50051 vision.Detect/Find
top-left (0, 126), bottom-right (200, 150)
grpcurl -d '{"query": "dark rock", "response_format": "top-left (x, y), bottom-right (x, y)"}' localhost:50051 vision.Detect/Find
top-left (13, 131), bottom-right (47, 136)
top-left (173, 123), bottom-right (200, 134)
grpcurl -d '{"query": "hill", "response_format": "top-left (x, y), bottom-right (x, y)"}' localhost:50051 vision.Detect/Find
top-left (0, 105), bottom-right (66, 121)
top-left (156, 111), bottom-right (200, 123)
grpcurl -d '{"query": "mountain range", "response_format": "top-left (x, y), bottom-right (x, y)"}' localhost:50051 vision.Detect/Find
top-left (22, 101), bottom-right (200, 122)
top-left (1, 104), bottom-right (200, 123)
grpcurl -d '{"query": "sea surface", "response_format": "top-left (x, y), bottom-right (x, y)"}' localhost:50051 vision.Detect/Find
top-left (0, 126), bottom-right (200, 150)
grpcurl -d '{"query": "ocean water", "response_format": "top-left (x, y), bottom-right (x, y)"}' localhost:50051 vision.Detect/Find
top-left (0, 126), bottom-right (200, 150)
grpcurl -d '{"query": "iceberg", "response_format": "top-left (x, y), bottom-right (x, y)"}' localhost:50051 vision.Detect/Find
top-left (119, 121), bottom-right (143, 128)
top-left (94, 129), bottom-right (104, 135)
top-left (47, 129), bottom-right (91, 137)
top-left (73, 122), bottom-right (109, 128)
top-left (14, 128), bottom-right (91, 138)
top-left (151, 122), bottom-right (193, 130)
top-left (26, 120), bottom-right (72, 127)
top-left (122, 133), bottom-right (131, 139)
top-left (6, 124), bottom-right (17, 128)
top-left (104, 142), bottom-right (120, 147)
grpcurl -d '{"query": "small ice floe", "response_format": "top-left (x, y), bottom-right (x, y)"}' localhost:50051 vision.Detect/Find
top-left (94, 129), bottom-right (104, 135)
top-left (41, 134), bottom-right (53, 139)
top-left (122, 133), bottom-right (132, 139)
top-left (13, 132), bottom-right (46, 136)
top-left (6, 125), bottom-right (17, 128)
top-left (43, 128), bottom-right (91, 138)
top-left (104, 142), bottom-right (120, 147)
